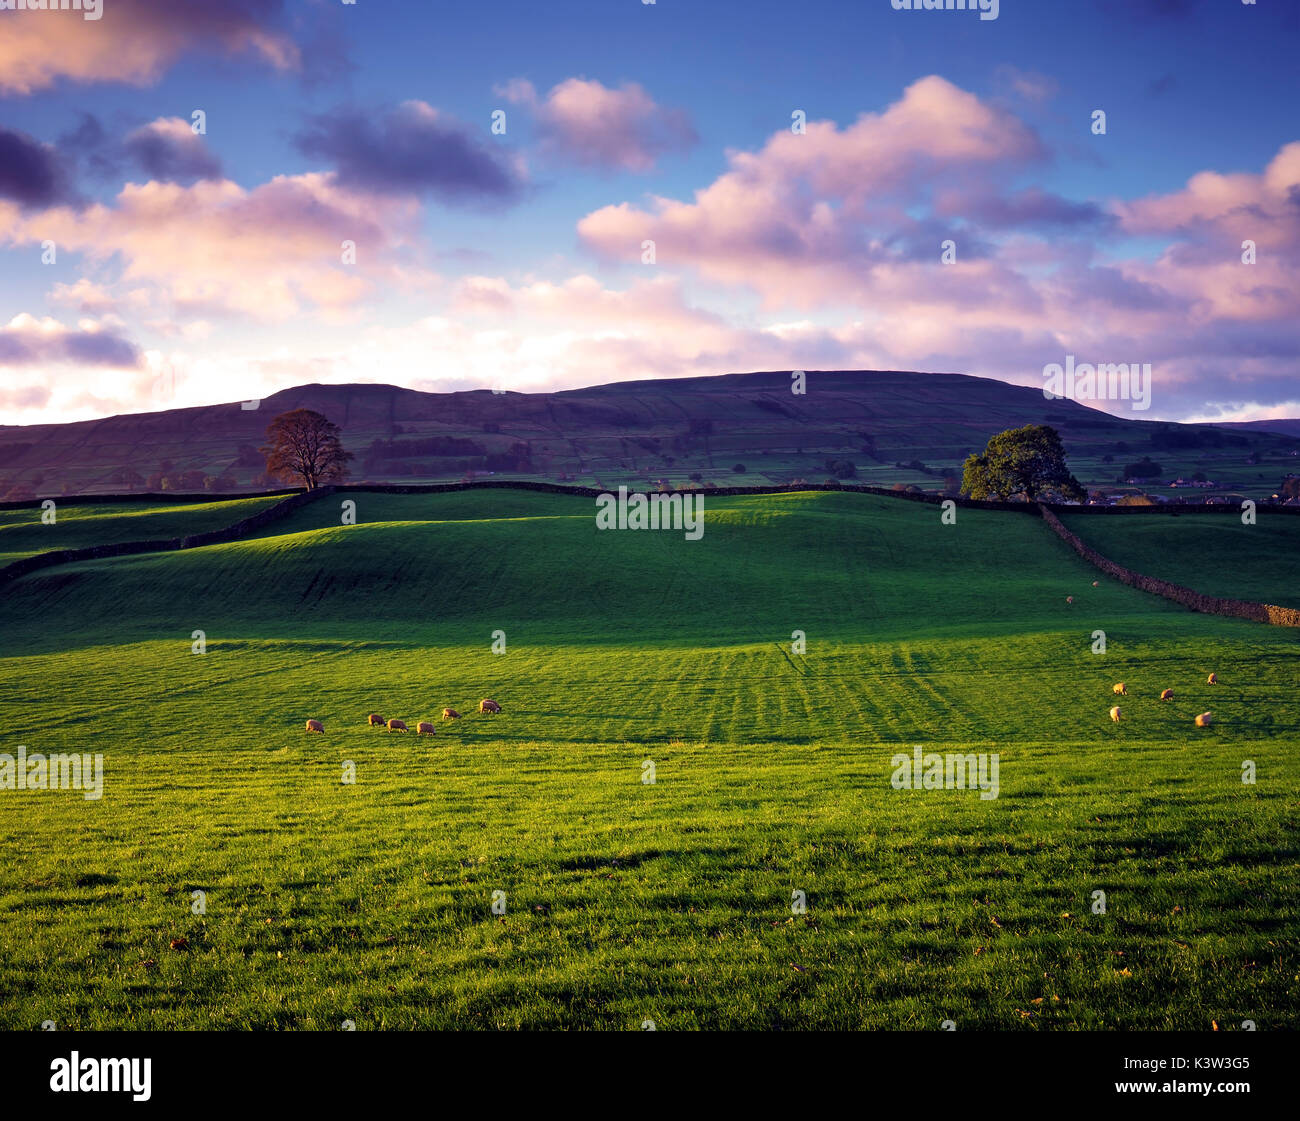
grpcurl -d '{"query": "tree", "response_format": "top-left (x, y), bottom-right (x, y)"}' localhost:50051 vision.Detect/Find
top-left (260, 409), bottom-right (353, 491)
top-left (824, 458), bottom-right (857, 479)
top-left (1123, 457), bottom-right (1162, 479)
top-left (961, 424), bottom-right (1084, 502)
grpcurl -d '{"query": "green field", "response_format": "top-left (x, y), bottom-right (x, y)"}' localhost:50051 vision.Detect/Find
top-left (1, 489), bottom-right (1296, 1029)
top-left (1058, 510), bottom-right (1300, 610)
top-left (0, 496), bottom-right (284, 568)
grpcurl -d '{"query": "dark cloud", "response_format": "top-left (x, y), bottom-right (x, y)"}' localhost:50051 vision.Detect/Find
top-left (55, 114), bottom-right (121, 183)
top-left (294, 102), bottom-right (526, 206)
top-left (53, 113), bottom-right (222, 185)
top-left (123, 121), bottom-right (223, 183)
top-left (0, 128), bottom-right (76, 208)
top-left (0, 324), bottom-right (141, 369)
top-left (948, 188), bottom-right (1114, 232)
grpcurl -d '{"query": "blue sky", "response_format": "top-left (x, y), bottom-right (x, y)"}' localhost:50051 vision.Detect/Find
top-left (1, 0), bottom-right (1297, 425)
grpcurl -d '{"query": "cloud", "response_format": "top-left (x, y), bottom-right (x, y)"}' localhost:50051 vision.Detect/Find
top-left (499, 77), bottom-right (697, 171)
top-left (294, 101), bottom-right (527, 206)
top-left (992, 66), bottom-right (1060, 104)
top-left (0, 0), bottom-right (302, 95)
top-left (935, 187), bottom-right (1112, 232)
top-left (0, 127), bottom-right (77, 208)
top-left (123, 118), bottom-right (222, 183)
top-left (570, 77), bottom-right (1300, 421)
top-left (6, 173), bottom-right (433, 321)
top-left (47, 113), bottom-right (221, 187)
top-left (578, 76), bottom-right (1046, 304)
top-left (0, 314), bottom-right (141, 368)
top-left (0, 383), bottom-right (52, 412)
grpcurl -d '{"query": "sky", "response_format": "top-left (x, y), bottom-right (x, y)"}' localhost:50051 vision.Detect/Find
top-left (1, 0), bottom-right (1298, 427)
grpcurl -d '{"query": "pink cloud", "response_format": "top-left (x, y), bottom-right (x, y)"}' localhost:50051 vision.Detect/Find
top-left (7, 173), bottom-right (430, 321)
top-left (499, 77), bottom-right (696, 171)
top-left (0, 312), bottom-right (141, 368)
top-left (0, 0), bottom-right (300, 95)
top-left (578, 76), bottom-right (1046, 302)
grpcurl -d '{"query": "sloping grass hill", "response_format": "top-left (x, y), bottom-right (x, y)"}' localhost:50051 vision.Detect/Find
top-left (0, 489), bottom-right (1295, 1029)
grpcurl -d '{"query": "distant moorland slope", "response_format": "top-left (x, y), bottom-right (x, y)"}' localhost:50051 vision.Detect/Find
top-left (1, 370), bottom-right (1296, 501)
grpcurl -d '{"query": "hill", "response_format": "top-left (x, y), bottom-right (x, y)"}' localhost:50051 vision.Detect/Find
top-left (1217, 418), bottom-right (1300, 439)
top-left (1, 487), bottom-right (1295, 1029)
top-left (1, 370), bottom-right (1296, 501)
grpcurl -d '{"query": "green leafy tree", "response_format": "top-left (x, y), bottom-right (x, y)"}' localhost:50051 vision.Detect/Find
top-left (961, 424), bottom-right (1084, 502)
top-left (261, 409), bottom-right (353, 491)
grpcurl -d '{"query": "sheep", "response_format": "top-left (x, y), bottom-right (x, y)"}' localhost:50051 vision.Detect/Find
top-left (1092, 581), bottom-right (1099, 587)
top-left (367, 712), bottom-right (385, 727)
top-left (386, 718), bottom-right (408, 733)
top-left (1207, 673), bottom-right (1219, 685)
top-left (1066, 596), bottom-right (1074, 604)
top-left (479, 699), bottom-right (501, 714)
top-left (305, 719), bottom-right (324, 733)
top-left (442, 708), bottom-right (461, 720)
top-left (1195, 712), bottom-right (1212, 728)
top-left (1109, 706), bottom-right (1122, 722)
top-left (1112, 683), bottom-right (1128, 696)
top-left (1160, 689), bottom-right (1174, 701)
top-left (416, 721), bottom-right (435, 735)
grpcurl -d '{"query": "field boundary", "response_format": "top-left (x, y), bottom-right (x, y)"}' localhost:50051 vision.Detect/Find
top-left (0, 488), bottom-right (332, 587)
top-left (4, 478), bottom-right (1299, 514)
top-left (1038, 504), bottom-right (1300, 627)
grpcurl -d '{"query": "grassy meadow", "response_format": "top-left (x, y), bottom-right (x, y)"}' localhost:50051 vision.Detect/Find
top-left (0, 489), bottom-right (1296, 1029)
top-left (1057, 509), bottom-right (1300, 610)
top-left (0, 495), bottom-right (285, 569)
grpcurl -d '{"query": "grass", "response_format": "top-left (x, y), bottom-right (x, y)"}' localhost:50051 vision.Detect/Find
top-left (0, 496), bottom-right (283, 568)
top-left (0, 489), bottom-right (1296, 1029)
top-left (1057, 509), bottom-right (1300, 610)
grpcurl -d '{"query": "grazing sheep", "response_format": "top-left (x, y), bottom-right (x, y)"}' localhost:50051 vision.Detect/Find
top-left (368, 712), bottom-right (385, 727)
top-left (1160, 689), bottom-right (1174, 701)
top-left (1092, 581), bottom-right (1099, 587)
top-left (386, 718), bottom-right (408, 733)
top-left (1109, 706), bottom-right (1122, 722)
top-left (416, 721), bottom-right (435, 735)
top-left (305, 719), bottom-right (324, 733)
top-left (1195, 712), bottom-right (1212, 728)
top-left (479, 699), bottom-right (501, 714)
top-left (1066, 596), bottom-right (1074, 604)
top-left (1207, 673), bottom-right (1219, 685)
top-left (1112, 683), bottom-right (1128, 696)
top-left (442, 708), bottom-right (461, 720)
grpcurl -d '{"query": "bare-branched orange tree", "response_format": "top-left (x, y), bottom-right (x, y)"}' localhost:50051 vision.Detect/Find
top-left (260, 409), bottom-right (353, 491)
